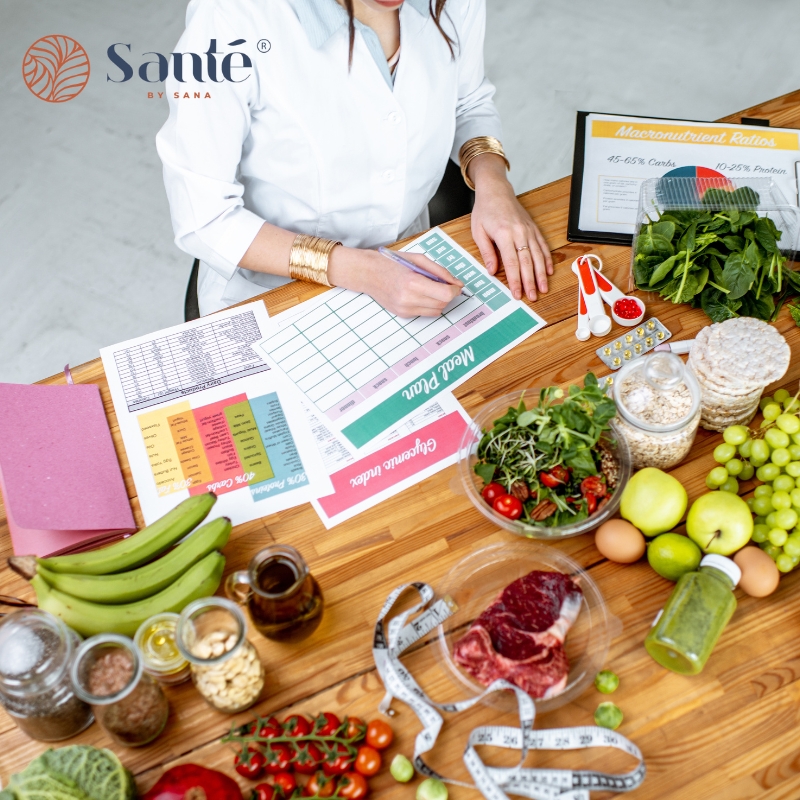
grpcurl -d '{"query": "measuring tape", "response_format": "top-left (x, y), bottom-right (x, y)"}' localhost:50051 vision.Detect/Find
top-left (373, 582), bottom-right (646, 800)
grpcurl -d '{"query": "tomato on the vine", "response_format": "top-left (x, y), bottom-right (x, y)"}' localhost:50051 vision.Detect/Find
top-left (493, 494), bottom-right (523, 520)
top-left (273, 772), bottom-right (297, 797)
top-left (344, 717), bottom-right (366, 741)
top-left (365, 720), bottom-right (393, 750)
top-left (481, 482), bottom-right (505, 505)
top-left (322, 743), bottom-right (354, 776)
top-left (338, 772), bottom-right (369, 800)
top-left (252, 784), bottom-right (278, 800)
top-left (304, 771), bottom-right (337, 798)
top-left (293, 742), bottom-right (324, 775)
top-left (284, 714), bottom-right (312, 737)
top-left (264, 743), bottom-right (294, 775)
top-left (235, 747), bottom-right (266, 780)
top-left (259, 716), bottom-right (283, 739)
top-left (580, 476), bottom-right (607, 499)
top-left (313, 711), bottom-right (341, 737)
top-left (354, 745), bottom-right (381, 777)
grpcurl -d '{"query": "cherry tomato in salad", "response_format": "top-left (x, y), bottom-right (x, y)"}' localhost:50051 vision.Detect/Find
top-left (338, 772), bottom-right (369, 800)
top-left (345, 717), bottom-right (366, 741)
top-left (540, 465), bottom-right (569, 488)
top-left (273, 772), bottom-right (297, 797)
top-left (313, 711), bottom-right (341, 737)
top-left (580, 476), bottom-right (607, 498)
top-left (354, 746), bottom-right (381, 777)
top-left (481, 482), bottom-right (505, 504)
top-left (585, 493), bottom-right (597, 514)
top-left (365, 720), bottom-right (393, 750)
top-left (284, 714), bottom-right (312, 737)
top-left (235, 747), bottom-right (267, 780)
top-left (264, 743), bottom-right (294, 775)
top-left (304, 771), bottom-right (337, 798)
top-left (493, 494), bottom-right (523, 520)
top-left (252, 784), bottom-right (278, 800)
top-left (294, 742), bottom-right (324, 775)
top-left (322, 743), bottom-right (355, 776)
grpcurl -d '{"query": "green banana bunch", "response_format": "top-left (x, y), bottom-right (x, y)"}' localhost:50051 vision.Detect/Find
top-left (31, 551), bottom-right (226, 638)
top-left (28, 517), bottom-right (230, 604)
top-left (37, 492), bottom-right (217, 575)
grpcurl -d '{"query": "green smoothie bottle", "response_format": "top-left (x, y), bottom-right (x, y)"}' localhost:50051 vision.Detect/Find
top-left (645, 555), bottom-right (740, 675)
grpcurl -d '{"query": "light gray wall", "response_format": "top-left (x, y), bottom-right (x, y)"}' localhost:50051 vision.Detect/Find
top-left (1, 0), bottom-right (799, 383)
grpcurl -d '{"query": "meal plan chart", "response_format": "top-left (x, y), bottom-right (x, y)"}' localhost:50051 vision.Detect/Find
top-left (255, 228), bottom-right (546, 449)
top-left (101, 302), bottom-right (331, 526)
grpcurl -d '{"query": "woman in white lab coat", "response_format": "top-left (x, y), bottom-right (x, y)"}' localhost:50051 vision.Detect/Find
top-left (157, 0), bottom-right (553, 318)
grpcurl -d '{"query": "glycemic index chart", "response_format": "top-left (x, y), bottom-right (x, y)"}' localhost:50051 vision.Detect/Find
top-left (257, 228), bottom-right (546, 450)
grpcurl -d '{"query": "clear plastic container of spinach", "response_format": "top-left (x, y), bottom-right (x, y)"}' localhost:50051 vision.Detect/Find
top-left (630, 177), bottom-right (800, 324)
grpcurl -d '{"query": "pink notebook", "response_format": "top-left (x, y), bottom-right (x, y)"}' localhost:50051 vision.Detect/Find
top-left (0, 383), bottom-right (136, 557)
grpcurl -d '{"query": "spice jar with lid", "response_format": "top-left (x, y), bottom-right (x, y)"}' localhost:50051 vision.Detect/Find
top-left (0, 609), bottom-right (93, 741)
top-left (134, 613), bottom-right (190, 686)
top-left (613, 351), bottom-right (701, 470)
top-left (71, 633), bottom-right (169, 747)
top-left (176, 597), bottom-right (265, 713)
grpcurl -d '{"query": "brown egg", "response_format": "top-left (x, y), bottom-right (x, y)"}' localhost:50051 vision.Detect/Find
top-left (595, 518), bottom-right (646, 563)
top-left (734, 546), bottom-right (780, 598)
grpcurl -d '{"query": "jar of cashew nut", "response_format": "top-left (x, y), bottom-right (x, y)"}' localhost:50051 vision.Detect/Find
top-left (176, 598), bottom-right (264, 714)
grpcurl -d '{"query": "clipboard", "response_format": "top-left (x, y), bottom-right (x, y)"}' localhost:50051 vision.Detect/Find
top-left (567, 111), bottom-right (800, 246)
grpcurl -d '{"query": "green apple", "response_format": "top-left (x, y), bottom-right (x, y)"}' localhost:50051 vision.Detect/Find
top-left (620, 468), bottom-right (688, 536)
top-left (647, 533), bottom-right (702, 581)
top-left (686, 491), bottom-right (753, 555)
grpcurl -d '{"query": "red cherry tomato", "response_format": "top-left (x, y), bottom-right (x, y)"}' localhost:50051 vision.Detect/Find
top-left (264, 743), bottom-right (294, 775)
top-left (585, 492), bottom-right (597, 514)
top-left (283, 714), bottom-right (312, 737)
top-left (365, 720), bottom-right (393, 750)
top-left (259, 716), bottom-right (283, 739)
top-left (273, 772), bottom-right (297, 797)
top-left (304, 771), bottom-right (337, 798)
top-left (481, 482), bottom-right (505, 505)
top-left (313, 711), bottom-right (341, 737)
top-left (493, 494), bottom-right (523, 520)
top-left (338, 772), bottom-right (369, 800)
top-left (551, 465), bottom-right (570, 483)
top-left (252, 784), bottom-right (278, 800)
top-left (580, 476), bottom-right (607, 498)
top-left (235, 747), bottom-right (266, 780)
top-left (322, 743), bottom-right (355, 776)
top-left (344, 717), bottom-right (366, 741)
top-left (354, 746), bottom-right (381, 777)
top-left (293, 742), bottom-right (324, 775)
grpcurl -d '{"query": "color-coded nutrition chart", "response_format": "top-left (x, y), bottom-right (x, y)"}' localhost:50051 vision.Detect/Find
top-left (137, 391), bottom-right (307, 501)
top-left (113, 309), bottom-right (269, 413)
top-left (259, 230), bottom-right (515, 424)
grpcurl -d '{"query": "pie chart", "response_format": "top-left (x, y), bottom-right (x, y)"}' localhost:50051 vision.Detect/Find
top-left (657, 165), bottom-right (733, 205)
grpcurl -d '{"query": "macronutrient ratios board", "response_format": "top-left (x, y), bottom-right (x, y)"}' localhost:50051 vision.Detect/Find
top-left (256, 228), bottom-right (546, 449)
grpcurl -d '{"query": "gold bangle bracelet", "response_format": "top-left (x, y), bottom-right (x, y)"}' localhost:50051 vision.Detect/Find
top-left (459, 136), bottom-right (510, 191)
top-left (288, 234), bottom-right (341, 287)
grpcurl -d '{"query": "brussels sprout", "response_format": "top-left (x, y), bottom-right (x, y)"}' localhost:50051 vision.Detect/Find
top-left (594, 669), bottom-right (619, 694)
top-left (594, 702), bottom-right (623, 730)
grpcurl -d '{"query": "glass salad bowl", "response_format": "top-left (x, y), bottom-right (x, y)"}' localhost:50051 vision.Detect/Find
top-left (458, 389), bottom-right (632, 539)
top-left (436, 542), bottom-right (616, 714)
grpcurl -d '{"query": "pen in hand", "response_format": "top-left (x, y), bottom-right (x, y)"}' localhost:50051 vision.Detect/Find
top-left (378, 247), bottom-right (471, 298)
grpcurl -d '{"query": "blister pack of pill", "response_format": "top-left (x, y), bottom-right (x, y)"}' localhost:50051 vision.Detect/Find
top-left (595, 318), bottom-right (672, 369)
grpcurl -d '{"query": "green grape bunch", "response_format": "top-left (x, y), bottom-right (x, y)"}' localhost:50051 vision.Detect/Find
top-left (706, 387), bottom-right (800, 574)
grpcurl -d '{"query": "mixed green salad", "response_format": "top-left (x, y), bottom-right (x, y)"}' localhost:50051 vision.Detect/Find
top-left (474, 374), bottom-right (619, 527)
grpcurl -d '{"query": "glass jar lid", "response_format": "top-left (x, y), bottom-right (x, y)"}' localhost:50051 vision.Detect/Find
top-left (614, 351), bottom-right (701, 433)
top-left (0, 609), bottom-right (73, 695)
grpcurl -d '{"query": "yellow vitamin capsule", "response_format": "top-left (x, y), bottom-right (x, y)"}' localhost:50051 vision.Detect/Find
top-left (636, 327), bottom-right (645, 338)
top-left (612, 357), bottom-right (621, 367)
top-left (656, 330), bottom-right (665, 340)
top-left (647, 320), bottom-right (656, 330)
top-left (634, 343), bottom-right (642, 353)
top-left (624, 334), bottom-right (633, 344)
top-left (623, 349), bottom-right (632, 359)
top-left (614, 341), bottom-right (622, 350)
top-left (645, 337), bottom-right (654, 347)
top-left (606, 376), bottom-right (614, 385)
top-left (603, 347), bottom-right (612, 356)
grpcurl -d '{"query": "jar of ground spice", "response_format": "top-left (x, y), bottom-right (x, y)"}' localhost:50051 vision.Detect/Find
top-left (0, 609), bottom-right (93, 742)
top-left (71, 634), bottom-right (169, 747)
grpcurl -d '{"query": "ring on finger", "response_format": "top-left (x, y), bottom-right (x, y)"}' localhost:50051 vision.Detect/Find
top-left (516, 245), bottom-right (530, 252)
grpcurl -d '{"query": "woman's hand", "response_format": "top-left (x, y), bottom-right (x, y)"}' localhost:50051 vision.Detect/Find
top-left (468, 153), bottom-right (553, 302)
top-left (328, 247), bottom-right (463, 318)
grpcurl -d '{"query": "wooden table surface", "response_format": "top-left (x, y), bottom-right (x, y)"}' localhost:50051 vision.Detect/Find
top-left (3, 90), bottom-right (800, 800)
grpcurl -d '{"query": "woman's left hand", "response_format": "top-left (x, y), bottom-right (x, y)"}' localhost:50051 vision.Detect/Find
top-left (468, 154), bottom-right (554, 302)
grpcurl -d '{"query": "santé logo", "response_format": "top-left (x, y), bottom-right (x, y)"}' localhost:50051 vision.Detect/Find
top-left (23, 35), bottom-right (90, 103)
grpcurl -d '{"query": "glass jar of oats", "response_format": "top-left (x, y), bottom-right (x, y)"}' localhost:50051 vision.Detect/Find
top-left (613, 351), bottom-right (701, 470)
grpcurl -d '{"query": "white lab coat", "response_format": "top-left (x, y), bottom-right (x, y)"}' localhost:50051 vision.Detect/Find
top-left (156, 0), bottom-right (503, 316)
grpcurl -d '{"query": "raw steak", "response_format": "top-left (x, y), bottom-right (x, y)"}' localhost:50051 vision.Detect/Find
top-left (453, 570), bottom-right (582, 699)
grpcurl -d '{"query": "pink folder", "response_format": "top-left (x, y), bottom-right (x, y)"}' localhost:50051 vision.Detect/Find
top-left (0, 383), bottom-right (136, 557)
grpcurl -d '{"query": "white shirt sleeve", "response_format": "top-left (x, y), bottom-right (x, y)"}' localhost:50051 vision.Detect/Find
top-left (450, 0), bottom-right (505, 162)
top-left (156, 0), bottom-right (265, 282)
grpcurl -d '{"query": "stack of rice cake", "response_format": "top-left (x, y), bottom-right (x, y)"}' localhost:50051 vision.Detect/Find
top-left (688, 318), bottom-right (790, 431)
